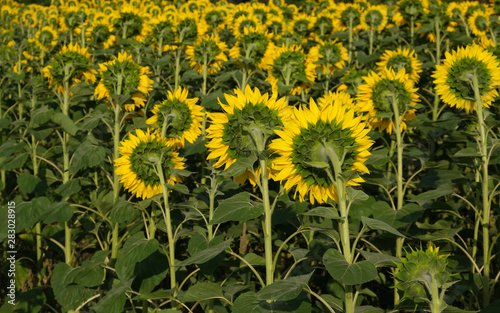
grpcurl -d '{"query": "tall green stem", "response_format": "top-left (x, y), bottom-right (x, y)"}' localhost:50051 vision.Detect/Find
top-left (260, 158), bottom-right (273, 286)
top-left (348, 16), bottom-right (354, 64)
top-left (62, 72), bottom-right (72, 265)
top-left (432, 17), bottom-right (441, 121)
top-left (325, 147), bottom-right (353, 313)
top-left (472, 74), bottom-right (491, 306)
top-left (207, 171), bottom-right (217, 242)
top-left (111, 75), bottom-right (124, 264)
top-left (155, 160), bottom-right (177, 302)
top-left (174, 47), bottom-right (182, 90)
top-left (391, 94), bottom-right (405, 306)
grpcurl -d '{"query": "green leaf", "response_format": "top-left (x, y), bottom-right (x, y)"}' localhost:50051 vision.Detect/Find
top-left (372, 202), bottom-right (424, 229)
top-left (232, 291), bottom-right (312, 313)
top-left (133, 289), bottom-right (173, 301)
top-left (178, 240), bottom-right (231, 266)
top-left (211, 192), bottom-right (263, 224)
top-left (92, 280), bottom-right (129, 313)
top-left (110, 197), bottom-right (138, 224)
top-left (324, 249), bottom-right (377, 285)
top-left (359, 250), bottom-right (400, 267)
top-left (183, 281), bottom-right (226, 302)
top-left (201, 89), bottom-right (224, 110)
top-left (17, 171), bottom-right (41, 194)
top-left (0, 118), bottom-right (10, 129)
top-left (52, 112), bottom-right (78, 136)
top-left (409, 183), bottom-right (453, 206)
top-left (0, 140), bottom-right (26, 158)
top-left (69, 140), bottom-right (107, 174)
top-left (243, 253), bottom-right (266, 266)
top-left (361, 216), bottom-right (406, 238)
top-left (42, 201), bottom-right (73, 224)
top-left (301, 207), bottom-right (340, 220)
top-left (30, 106), bottom-right (54, 126)
top-left (0, 153), bottom-right (29, 170)
top-left (170, 183), bottom-right (190, 194)
top-left (346, 187), bottom-right (369, 202)
top-left (115, 233), bottom-right (160, 283)
top-left (81, 112), bottom-right (106, 130)
top-left (256, 273), bottom-right (313, 301)
top-left (0, 289), bottom-right (46, 313)
top-left (454, 147), bottom-right (478, 157)
top-left (51, 263), bottom-right (95, 313)
top-left (220, 156), bottom-right (257, 177)
top-left (55, 179), bottom-right (81, 198)
top-left (69, 250), bottom-right (109, 288)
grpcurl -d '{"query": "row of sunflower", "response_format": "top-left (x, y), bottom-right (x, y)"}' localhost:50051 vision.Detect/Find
top-left (1, 0), bottom-right (500, 312)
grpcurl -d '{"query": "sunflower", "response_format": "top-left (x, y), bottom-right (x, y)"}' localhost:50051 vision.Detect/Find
top-left (203, 7), bottom-right (228, 33)
top-left (42, 43), bottom-right (97, 94)
top-left (334, 3), bottom-right (363, 33)
top-left (309, 40), bottom-right (349, 75)
top-left (263, 44), bottom-right (317, 95)
top-left (205, 85), bottom-right (291, 178)
top-left (468, 10), bottom-right (491, 37)
top-left (269, 96), bottom-right (373, 204)
top-left (360, 5), bottom-right (388, 32)
top-left (94, 52), bottom-right (154, 111)
top-left (356, 68), bottom-right (420, 134)
top-left (185, 34), bottom-right (228, 75)
top-left (396, 0), bottom-right (425, 24)
top-left (312, 12), bottom-right (335, 37)
top-left (86, 21), bottom-right (116, 49)
top-left (176, 11), bottom-right (208, 45)
top-left (231, 14), bottom-right (261, 38)
top-left (433, 44), bottom-right (500, 113)
top-left (146, 87), bottom-right (204, 148)
top-left (114, 128), bottom-right (186, 200)
top-left (32, 26), bottom-right (59, 51)
top-left (291, 13), bottom-right (316, 38)
top-left (229, 25), bottom-right (273, 70)
top-left (148, 15), bottom-right (176, 54)
top-left (376, 47), bottom-right (423, 83)
top-left (266, 14), bottom-right (285, 37)
top-left (112, 3), bottom-right (151, 41)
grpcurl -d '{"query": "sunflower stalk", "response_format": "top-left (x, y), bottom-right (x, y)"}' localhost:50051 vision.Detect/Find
top-left (348, 15), bottom-right (354, 64)
top-left (111, 74), bottom-right (124, 264)
top-left (324, 145), bottom-right (354, 313)
top-left (432, 16), bottom-right (442, 121)
top-left (154, 158), bottom-right (178, 304)
top-left (390, 93), bottom-right (405, 306)
top-left (62, 65), bottom-right (72, 265)
top-left (471, 73), bottom-right (491, 307)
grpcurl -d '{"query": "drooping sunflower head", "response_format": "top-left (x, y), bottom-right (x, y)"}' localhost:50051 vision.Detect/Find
top-left (176, 11), bottom-right (208, 45)
top-left (229, 25), bottom-right (273, 70)
top-left (206, 85), bottom-right (291, 171)
top-left (42, 42), bottom-right (97, 94)
top-left (356, 68), bottom-right (420, 134)
top-left (269, 96), bottom-right (373, 204)
top-left (263, 44), bottom-right (317, 95)
top-left (335, 3), bottom-right (362, 32)
top-left (468, 10), bottom-right (491, 37)
top-left (312, 12), bottom-right (335, 38)
top-left (291, 13), bottom-right (316, 38)
top-left (231, 14), bottom-right (261, 38)
top-left (185, 34), bottom-right (228, 75)
top-left (203, 7), bottom-right (228, 32)
top-left (146, 87), bottom-right (203, 148)
top-left (113, 3), bottom-right (150, 41)
top-left (148, 15), bottom-right (176, 53)
top-left (310, 40), bottom-right (349, 75)
top-left (433, 44), bottom-right (500, 114)
top-left (94, 52), bottom-right (154, 111)
top-left (377, 47), bottom-right (423, 82)
top-left (115, 128), bottom-right (185, 200)
top-left (360, 5), bottom-right (388, 32)
top-left (266, 14), bottom-right (285, 37)
top-left (477, 35), bottom-right (500, 58)
top-left (446, 2), bottom-right (467, 20)
top-left (397, 0), bottom-right (425, 22)
top-left (33, 25), bottom-right (59, 51)
top-left (86, 21), bottom-right (116, 49)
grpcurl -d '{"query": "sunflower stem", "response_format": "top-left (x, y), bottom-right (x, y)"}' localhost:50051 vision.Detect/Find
top-left (111, 75), bottom-right (124, 264)
top-left (174, 47), bottom-right (182, 90)
top-left (459, 13), bottom-right (471, 37)
top-left (155, 159), bottom-right (177, 303)
top-left (432, 16), bottom-right (442, 122)
top-left (369, 28), bottom-right (374, 55)
top-left (202, 53), bottom-right (208, 95)
top-left (391, 94), bottom-right (404, 306)
top-left (207, 169), bottom-right (217, 241)
top-left (348, 15), bottom-right (354, 65)
top-left (325, 146), bottom-right (354, 313)
top-left (259, 158), bottom-right (274, 286)
top-left (472, 73), bottom-right (491, 307)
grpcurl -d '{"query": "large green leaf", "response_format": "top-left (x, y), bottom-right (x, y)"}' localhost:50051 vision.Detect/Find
top-left (232, 291), bottom-right (311, 313)
top-left (69, 140), bottom-right (107, 174)
top-left (68, 250), bottom-right (109, 288)
top-left (178, 240), bottom-right (231, 266)
top-left (51, 263), bottom-right (95, 312)
top-left (323, 249), bottom-right (377, 285)
top-left (409, 183), bottom-right (453, 206)
top-left (52, 112), bottom-right (78, 136)
top-left (301, 207), bottom-right (340, 220)
top-left (359, 250), bottom-right (400, 267)
top-left (110, 197), bottom-right (138, 224)
top-left (361, 216), bottom-right (406, 238)
top-left (92, 280), bottom-right (129, 313)
top-left (220, 156), bottom-right (257, 177)
top-left (17, 171), bottom-right (42, 194)
top-left (211, 192), bottom-right (263, 224)
top-left (55, 179), bottom-right (81, 198)
top-left (372, 202), bottom-right (425, 229)
top-left (0, 289), bottom-right (46, 313)
top-left (256, 273), bottom-right (313, 301)
top-left (183, 281), bottom-right (226, 303)
top-left (30, 106), bottom-right (54, 126)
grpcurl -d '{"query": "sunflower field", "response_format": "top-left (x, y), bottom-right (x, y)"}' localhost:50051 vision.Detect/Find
top-left (1, 0), bottom-right (500, 312)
